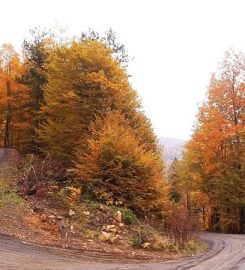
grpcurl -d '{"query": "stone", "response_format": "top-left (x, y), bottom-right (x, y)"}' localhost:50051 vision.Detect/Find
top-left (110, 235), bottom-right (121, 243)
top-left (83, 211), bottom-right (90, 216)
top-left (99, 205), bottom-right (106, 210)
top-left (114, 211), bottom-right (122, 223)
top-left (104, 224), bottom-right (117, 232)
top-left (114, 248), bottom-right (123, 253)
top-left (56, 215), bottom-right (62, 220)
top-left (99, 231), bottom-right (112, 242)
top-left (119, 223), bottom-right (124, 227)
top-left (68, 209), bottom-right (75, 217)
top-left (142, 242), bottom-right (151, 249)
top-left (40, 214), bottom-right (47, 222)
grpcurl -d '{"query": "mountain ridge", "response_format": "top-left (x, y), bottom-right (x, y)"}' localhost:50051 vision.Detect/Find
top-left (159, 137), bottom-right (185, 166)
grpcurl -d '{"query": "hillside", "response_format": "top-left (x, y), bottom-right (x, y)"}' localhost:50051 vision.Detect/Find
top-left (159, 137), bottom-right (185, 166)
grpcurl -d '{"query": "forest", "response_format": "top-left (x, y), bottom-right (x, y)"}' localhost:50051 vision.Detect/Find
top-left (0, 27), bottom-right (244, 245)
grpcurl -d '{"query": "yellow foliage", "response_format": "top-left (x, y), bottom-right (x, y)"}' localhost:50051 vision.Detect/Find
top-left (74, 111), bottom-right (168, 215)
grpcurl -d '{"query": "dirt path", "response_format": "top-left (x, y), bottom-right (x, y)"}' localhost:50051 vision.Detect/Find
top-left (0, 233), bottom-right (244, 269)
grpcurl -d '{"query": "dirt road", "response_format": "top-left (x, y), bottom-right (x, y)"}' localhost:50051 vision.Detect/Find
top-left (0, 233), bottom-right (244, 269)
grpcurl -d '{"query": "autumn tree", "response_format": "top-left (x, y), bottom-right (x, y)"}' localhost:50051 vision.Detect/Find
top-left (38, 39), bottom-right (157, 160)
top-left (186, 49), bottom-right (245, 233)
top-left (0, 44), bottom-right (32, 150)
top-left (80, 28), bottom-right (129, 67)
top-left (74, 111), bottom-right (168, 214)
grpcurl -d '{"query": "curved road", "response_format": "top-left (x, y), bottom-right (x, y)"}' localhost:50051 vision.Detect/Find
top-left (0, 233), bottom-right (244, 270)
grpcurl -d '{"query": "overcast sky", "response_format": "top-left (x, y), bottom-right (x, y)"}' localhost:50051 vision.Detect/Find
top-left (0, 0), bottom-right (244, 139)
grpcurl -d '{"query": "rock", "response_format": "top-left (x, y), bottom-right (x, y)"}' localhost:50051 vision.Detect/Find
top-left (99, 205), bottom-right (106, 211)
top-left (40, 214), bottom-right (47, 222)
top-left (114, 211), bottom-right (122, 223)
top-left (70, 225), bottom-right (75, 234)
top-left (114, 248), bottom-right (123, 253)
top-left (48, 215), bottom-right (55, 219)
top-left (68, 209), bottom-right (75, 217)
top-left (56, 215), bottom-right (62, 220)
top-left (99, 231), bottom-right (112, 242)
top-left (110, 235), bottom-right (121, 243)
top-left (104, 224), bottom-right (117, 232)
top-left (83, 211), bottom-right (90, 216)
top-left (142, 242), bottom-right (151, 249)
top-left (119, 223), bottom-right (124, 227)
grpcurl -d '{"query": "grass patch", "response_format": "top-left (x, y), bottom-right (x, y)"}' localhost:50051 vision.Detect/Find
top-left (0, 188), bottom-right (25, 207)
top-left (179, 239), bottom-right (208, 254)
top-left (0, 166), bottom-right (25, 208)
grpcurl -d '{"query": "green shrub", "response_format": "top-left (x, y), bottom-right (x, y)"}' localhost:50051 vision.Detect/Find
top-left (122, 208), bottom-right (139, 225)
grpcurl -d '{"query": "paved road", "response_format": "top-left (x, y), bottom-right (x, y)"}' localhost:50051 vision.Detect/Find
top-left (0, 233), bottom-right (244, 270)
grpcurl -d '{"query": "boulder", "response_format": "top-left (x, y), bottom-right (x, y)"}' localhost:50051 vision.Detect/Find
top-left (142, 242), bottom-right (151, 249)
top-left (83, 211), bottom-right (90, 216)
top-left (114, 211), bottom-right (122, 223)
top-left (99, 231), bottom-right (112, 242)
top-left (68, 209), bottom-right (75, 217)
top-left (110, 234), bottom-right (121, 243)
top-left (104, 224), bottom-right (117, 232)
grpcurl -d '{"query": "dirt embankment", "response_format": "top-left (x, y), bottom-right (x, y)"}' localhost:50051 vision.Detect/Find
top-left (0, 148), bottom-right (179, 262)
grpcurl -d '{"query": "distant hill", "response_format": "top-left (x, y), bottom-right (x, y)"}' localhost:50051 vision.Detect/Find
top-left (159, 137), bottom-right (185, 166)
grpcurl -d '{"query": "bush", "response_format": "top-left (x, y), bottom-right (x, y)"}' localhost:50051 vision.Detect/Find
top-left (166, 204), bottom-right (199, 246)
top-left (17, 154), bottom-right (68, 195)
top-left (131, 224), bottom-right (168, 250)
top-left (121, 208), bottom-right (139, 225)
top-left (74, 112), bottom-right (168, 215)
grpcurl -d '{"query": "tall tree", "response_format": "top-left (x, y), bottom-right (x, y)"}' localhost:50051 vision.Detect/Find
top-left (21, 28), bottom-right (52, 111)
top-left (187, 49), bottom-right (245, 233)
top-left (0, 44), bottom-right (31, 149)
top-left (38, 39), bottom-right (156, 160)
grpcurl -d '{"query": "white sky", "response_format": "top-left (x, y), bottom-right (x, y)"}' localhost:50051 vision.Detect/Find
top-left (0, 0), bottom-right (244, 140)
